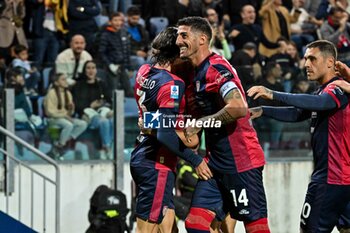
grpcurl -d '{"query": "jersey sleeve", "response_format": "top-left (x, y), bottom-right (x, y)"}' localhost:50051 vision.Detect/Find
top-left (206, 64), bottom-right (242, 99)
top-left (155, 79), bottom-right (203, 167)
top-left (323, 83), bottom-right (349, 108)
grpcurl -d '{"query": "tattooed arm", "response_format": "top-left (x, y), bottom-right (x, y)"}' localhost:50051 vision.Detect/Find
top-left (184, 87), bottom-right (247, 139)
top-left (198, 88), bottom-right (247, 124)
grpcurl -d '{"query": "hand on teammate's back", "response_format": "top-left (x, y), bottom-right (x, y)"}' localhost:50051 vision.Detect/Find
top-left (195, 160), bottom-right (213, 180)
top-left (184, 124), bottom-right (201, 142)
top-left (249, 107), bottom-right (263, 120)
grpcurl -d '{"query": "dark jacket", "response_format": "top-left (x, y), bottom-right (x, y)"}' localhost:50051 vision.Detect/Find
top-left (99, 26), bottom-right (131, 69)
top-left (68, 0), bottom-right (99, 35)
top-left (71, 78), bottom-right (111, 117)
top-left (230, 24), bottom-right (279, 51)
top-left (26, 0), bottom-right (46, 37)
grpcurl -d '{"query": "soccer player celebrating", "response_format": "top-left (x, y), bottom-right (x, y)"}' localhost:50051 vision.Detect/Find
top-left (248, 40), bottom-right (350, 232)
top-left (176, 17), bottom-right (270, 233)
top-left (131, 27), bottom-right (212, 233)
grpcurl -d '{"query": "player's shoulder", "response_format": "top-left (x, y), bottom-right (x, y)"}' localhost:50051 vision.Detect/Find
top-left (207, 54), bottom-right (237, 80)
top-left (324, 78), bottom-right (345, 95)
top-left (157, 69), bottom-right (185, 86)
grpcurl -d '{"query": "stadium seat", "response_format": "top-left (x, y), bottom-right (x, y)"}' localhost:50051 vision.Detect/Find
top-left (149, 17), bottom-right (169, 37)
top-left (124, 97), bottom-right (138, 118)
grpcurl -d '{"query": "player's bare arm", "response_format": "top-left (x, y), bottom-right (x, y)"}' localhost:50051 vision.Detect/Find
top-left (184, 88), bottom-right (247, 139)
top-left (199, 88), bottom-right (247, 124)
top-left (335, 61), bottom-right (350, 81)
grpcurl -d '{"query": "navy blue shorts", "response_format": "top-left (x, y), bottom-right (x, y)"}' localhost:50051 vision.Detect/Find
top-left (130, 166), bottom-right (175, 224)
top-left (300, 181), bottom-right (350, 233)
top-left (191, 167), bottom-right (268, 222)
top-left (337, 203), bottom-right (350, 230)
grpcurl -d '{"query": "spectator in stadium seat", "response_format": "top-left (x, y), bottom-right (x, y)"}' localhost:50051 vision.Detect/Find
top-left (204, 7), bottom-right (231, 60)
top-left (44, 73), bottom-right (87, 159)
top-left (268, 38), bottom-right (297, 92)
top-left (12, 44), bottom-right (41, 96)
top-left (222, 0), bottom-right (261, 26)
top-left (67, 0), bottom-right (100, 53)
top-left (27, 0), bottom-right (62, 68)
top-left (55, 34), bottom-right (92, 87)
top-left (228, 4), bottom-right (280, 53)
top-left (315, 0), bottom-right (348, 20)
top-left (7, 68), bottom-right (35, 132)
top-left (259, 0), bottom-right (300, 58)
top-left (126, 6), bottom-right (149, 71)
top-left (0, 0), bottom-right (27, 64)
top-left (290, 0), bottom-right (321, 54)
top-left (291, 75), bottom-right (313, 94)
top-left (319, 6), bottom-right (350, 66)
top-left (286, 40), bottom-right (304, 70)
top-left (230, 42), bottom-right (257, 90)
top-left (71, 60), bottom-right (113, 159)
top-left (98, 12), bottom-right (133, 97)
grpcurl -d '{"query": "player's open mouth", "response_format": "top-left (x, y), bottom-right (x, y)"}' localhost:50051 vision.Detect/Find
top-left (180, 47), bottom-right (187, 53)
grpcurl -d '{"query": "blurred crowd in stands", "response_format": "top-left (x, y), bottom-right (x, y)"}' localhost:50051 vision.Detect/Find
top-left (0, 0), bottom-right (349, 160)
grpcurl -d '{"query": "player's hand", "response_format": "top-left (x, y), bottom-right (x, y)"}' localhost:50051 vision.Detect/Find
top-left (249, 107), bottom-right (263, 119)
top-left (195, 160), bottom-right (212, 180)
top-left (335, 61), bottom-right (350, 82)
top-left (138, 117), bottom-right (153, 135)
top-left (332, 80), bottom-right (350, 93)
top-left (184, 125), bottom-right (201, 142)
top-left (247, 86), bottom-right (274, 100)
top-left (176, 130), bottom-right (199, 149)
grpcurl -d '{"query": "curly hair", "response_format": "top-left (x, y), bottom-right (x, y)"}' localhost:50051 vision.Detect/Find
top-left (151, 27), bottom-right (180, 66)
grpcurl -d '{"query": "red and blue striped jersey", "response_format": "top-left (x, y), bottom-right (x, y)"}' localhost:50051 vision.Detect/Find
top-left (310, 79), bottom-right (350, 185)
top-left (131, 64), bottom-right (186, 171)
top-left (187, 53), bottom-right (265, 174)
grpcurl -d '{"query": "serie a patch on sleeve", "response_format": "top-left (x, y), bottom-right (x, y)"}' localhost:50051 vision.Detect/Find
top-left (170, 85), bottom-right (179, 99)
top-left (219, 81), bottom-right (237, 98)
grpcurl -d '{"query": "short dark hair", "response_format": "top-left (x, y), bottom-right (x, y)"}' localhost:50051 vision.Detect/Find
top-left (264, 61), bottom-right (279, 77)
top-left (14, 44), bottom-right (27, 55)
top-left (109, 12), bottom-right (123, 20)
top-left (329, 6), bottom-right (345, 15)
top-left (243, 42), bottom-right (256, 51)
top-left (306, 40), bottom-right (337, 60)
top-left (127, 6), bottom-right (141, 16)
top-left (177, 16), bottom-right (212, 42)
top-left (151, 27), bottom-right (179, 66)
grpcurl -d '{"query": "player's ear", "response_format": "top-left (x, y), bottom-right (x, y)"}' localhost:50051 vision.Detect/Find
top-left (199, 33), bottom-right (207, 46)
top-left (327, 57), bottom-right (335, 69)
